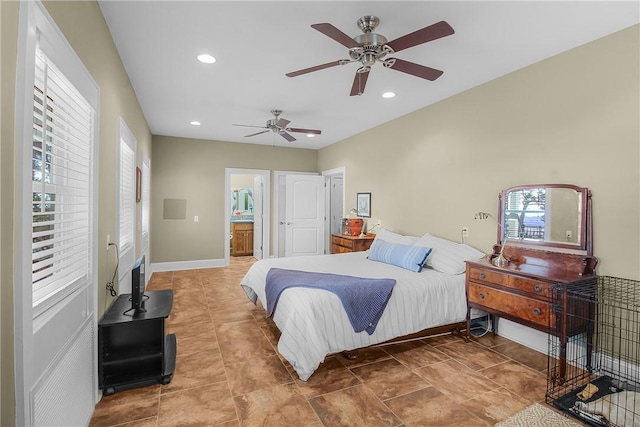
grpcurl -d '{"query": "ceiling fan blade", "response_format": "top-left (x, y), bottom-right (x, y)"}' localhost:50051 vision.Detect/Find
top-left (386, 58), bottom-right (443, 81)
top-left (280, 131), bottom-right (296, 142)
top-left (386, 20), bottom-right (454, 53)
top-left (350, 70), bottom-right (370, 96)
top-left (311, 23), bottom-right (359, 48)
top-left (244, 130), bottom-right (270, 137)
top-left (289, 127), bottom-right (322, 135)
top-left (276, 118), bottom-right (291, 128)
top-left (286, 60), bottom-right (344, 77)
top-left (233, 124), bottom-right (268, 129)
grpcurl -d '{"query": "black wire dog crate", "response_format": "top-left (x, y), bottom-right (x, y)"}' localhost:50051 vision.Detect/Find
top-left (546, 276), bottom-right (640, 426)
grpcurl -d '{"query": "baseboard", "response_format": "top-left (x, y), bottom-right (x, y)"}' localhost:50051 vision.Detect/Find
top-left (495, 318), bottom-right (548, 354)
top-left (150, 258), bottom-right (226, 274)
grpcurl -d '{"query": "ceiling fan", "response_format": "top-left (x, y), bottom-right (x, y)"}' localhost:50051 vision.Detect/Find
top-left (233, 109), bottom-right (321, 142)
top-left (286, 15), bottom-right (454, 96)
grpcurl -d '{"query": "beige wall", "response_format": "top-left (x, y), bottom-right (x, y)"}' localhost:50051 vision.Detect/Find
top-left (319, 25), bottom-right (640, 280)
top-left (151, 136), bottom-right (317, 262)
top-left (1, 1), bottom-right (152, 424)
top-left (1, 2), bottom-right (20, 423)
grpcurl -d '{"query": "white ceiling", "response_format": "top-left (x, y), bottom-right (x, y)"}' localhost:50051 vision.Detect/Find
top-left (98, 1), bottom-right (639, 150)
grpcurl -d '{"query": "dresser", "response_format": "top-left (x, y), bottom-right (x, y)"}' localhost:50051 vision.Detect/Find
top-left (331, 234), bottom-right (374, 254)
top-left (231, 222), bottom-right (253, 256)
top-left (466, 245), bottom-right (597, 380)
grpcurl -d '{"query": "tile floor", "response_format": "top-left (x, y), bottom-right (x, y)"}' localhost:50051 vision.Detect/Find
top-left (89, 256), bottom-right (569, 427)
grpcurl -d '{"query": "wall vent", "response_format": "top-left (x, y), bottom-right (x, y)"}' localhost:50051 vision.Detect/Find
top-left (30, 319), bottom-right (95, 426)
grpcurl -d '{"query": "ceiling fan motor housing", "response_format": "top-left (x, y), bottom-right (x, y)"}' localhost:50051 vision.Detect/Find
top-left (352, 31), bottom-right (390, 66)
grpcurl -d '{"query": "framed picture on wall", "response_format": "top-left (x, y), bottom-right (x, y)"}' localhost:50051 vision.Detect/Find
top-left (356, 192), bottom-right (371, 217)
top-left (136, 167), bottom-right (142, 202)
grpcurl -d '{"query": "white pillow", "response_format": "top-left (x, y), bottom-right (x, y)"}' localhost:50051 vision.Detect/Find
top-left (414, 233), bottom-right (485, 275)
top-left (374, 227), bottom-right (419, 246)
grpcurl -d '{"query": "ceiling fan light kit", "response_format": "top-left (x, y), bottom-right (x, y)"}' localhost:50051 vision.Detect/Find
top-left (286, 15), bottom-right (455, 96)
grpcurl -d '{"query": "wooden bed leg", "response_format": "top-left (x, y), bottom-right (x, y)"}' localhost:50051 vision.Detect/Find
top-left (341, 350), bottom-right (358, 360)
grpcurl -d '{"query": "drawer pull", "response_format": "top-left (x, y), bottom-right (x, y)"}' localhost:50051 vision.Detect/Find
top-left (533, 307), bottom-right (542, 316)
top-left (480, 273), bottom-right (486, 280)
top-left (478, 292), bottom-right (485, 299)
top-left (534, 285), bottom-right (542, 292)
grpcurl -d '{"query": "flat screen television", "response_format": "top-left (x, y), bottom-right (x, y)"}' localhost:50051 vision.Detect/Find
top-left (130, 255), bottom-right (146, 314)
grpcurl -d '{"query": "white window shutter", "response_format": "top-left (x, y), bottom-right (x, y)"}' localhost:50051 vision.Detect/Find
top-left (118, 120), bottom-right (137, 290)
top-left (31, 47), bottom-right (95, 310)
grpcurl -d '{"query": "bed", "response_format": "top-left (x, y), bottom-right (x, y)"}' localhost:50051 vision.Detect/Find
top-left (240, 231), bottom-right (484, 381)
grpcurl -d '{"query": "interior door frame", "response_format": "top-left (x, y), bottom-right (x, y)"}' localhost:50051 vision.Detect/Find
top-left (224, 168), bottom-right (270, 265)
top-left (322, 167), bottom-right (346, 253)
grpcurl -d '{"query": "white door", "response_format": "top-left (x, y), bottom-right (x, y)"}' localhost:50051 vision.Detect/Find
top-left (253, 175), bottom-right (264, 260)
top-left (285, 175), bottom-right (325, 257)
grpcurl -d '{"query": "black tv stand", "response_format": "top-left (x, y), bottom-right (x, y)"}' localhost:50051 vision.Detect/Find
top-left (98, 289), bottom-right (176, 395)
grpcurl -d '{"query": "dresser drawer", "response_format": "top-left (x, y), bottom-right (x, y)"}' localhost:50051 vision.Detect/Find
top-left (232, 222), bottom-right (253, 231)
top-left (332, 235), bottom-right (354, 250)
top-left (467, 282), bottom-right (553, 329)
top-left (331, 244), bottom-right (352, 254)
top-left (467, 266), bottom-right (550, 298)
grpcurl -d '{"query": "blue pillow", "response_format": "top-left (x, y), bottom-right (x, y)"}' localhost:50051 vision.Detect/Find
top-left (368, 239), bottom-right (432, 272)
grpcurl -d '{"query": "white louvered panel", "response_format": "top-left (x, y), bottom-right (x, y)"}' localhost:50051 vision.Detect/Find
top-left (30, 318), bottom-right (95, 427)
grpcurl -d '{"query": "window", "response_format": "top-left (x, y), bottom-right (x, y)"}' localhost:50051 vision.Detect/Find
top-left (119, 138), bottom-right (135, 254)
top-left (118, 119), bottom-right (137, 288)
top-left (31, 47), bottom-right (95, 311)
top-left (16, 3), bottom-right (100, 424)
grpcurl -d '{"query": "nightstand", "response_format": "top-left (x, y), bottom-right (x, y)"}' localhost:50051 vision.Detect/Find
top-left (331, 234), bottom-right (374, 254)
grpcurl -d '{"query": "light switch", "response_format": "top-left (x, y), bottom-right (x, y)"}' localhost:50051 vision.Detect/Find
top-left (194, 215), bottom-right (199, 223)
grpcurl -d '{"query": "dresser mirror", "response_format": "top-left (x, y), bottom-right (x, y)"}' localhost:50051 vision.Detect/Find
top-left (498, 184), bottom-right (592, 255)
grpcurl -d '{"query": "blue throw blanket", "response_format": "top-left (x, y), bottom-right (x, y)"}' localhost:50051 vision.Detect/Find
top-left (265, 268), bottom-right (396, 335)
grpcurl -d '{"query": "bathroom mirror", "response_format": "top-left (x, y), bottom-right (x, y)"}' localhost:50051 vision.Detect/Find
top-left (231, 188), bottom-right (253, 216)
top-left (498, 184), bottom-right (592, 255)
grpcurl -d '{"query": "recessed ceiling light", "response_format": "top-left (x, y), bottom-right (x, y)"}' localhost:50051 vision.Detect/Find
top-left (306, 134), bottom-right (316, 138)
top-left (190, 121), bottom-right (201, 126)
top-left (382, 91), bottom-right (396, 98)
top-left (197, 54), bottom-right (216, 64)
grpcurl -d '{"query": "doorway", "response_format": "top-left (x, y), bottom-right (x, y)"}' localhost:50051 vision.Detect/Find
top-left (323, 167), bottom-right (345, 252)
top-left (273, 167), bottom-right (345, 258)
top-left (224, 168), bottom-right (270, 265)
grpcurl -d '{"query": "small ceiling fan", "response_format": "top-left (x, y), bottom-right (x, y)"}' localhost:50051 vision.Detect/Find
top-left (286, 15), bottom-right (454, 96)
top-left (232, 109), bottom-right (322, 142)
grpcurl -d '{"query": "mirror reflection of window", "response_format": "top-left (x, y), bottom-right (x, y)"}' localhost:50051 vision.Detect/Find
top-left (503, 187), bottom-right (581, 246)
top-left (504, 187), bottom-right (546, 240)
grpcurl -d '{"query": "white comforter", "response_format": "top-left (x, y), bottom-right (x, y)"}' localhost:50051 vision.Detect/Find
top-left (240, 251), bottom-right (467, 381)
